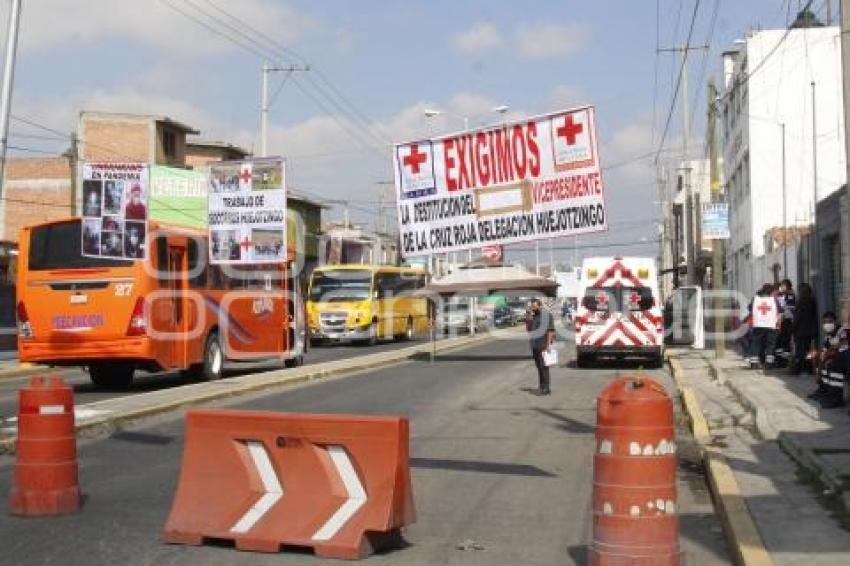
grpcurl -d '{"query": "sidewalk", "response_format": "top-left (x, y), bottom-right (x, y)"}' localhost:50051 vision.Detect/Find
top-left (670, 347), bottom-right (850, 565)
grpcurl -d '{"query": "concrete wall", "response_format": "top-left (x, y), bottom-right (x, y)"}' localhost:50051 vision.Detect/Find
top-left (1, 157), bottom-right (72, 241)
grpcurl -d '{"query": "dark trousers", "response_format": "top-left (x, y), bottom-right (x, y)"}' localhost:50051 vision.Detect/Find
top-left (776, 320), bottom-right (793, 360)
top-left (532, 348), bottom-right (550, 392)
top-left (747, 327), bottom-right (777, 364)
top-left (793, 334), bottom-right (816, 373)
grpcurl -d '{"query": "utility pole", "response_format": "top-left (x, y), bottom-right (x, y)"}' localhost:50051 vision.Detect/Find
top-left (708, 79), bottom-right (725, 358)
top-left (260, 62), bottom-right (309, 157)
top-left (781, 122), bottom-right (787, 276)
top-left (659, 44), bottom-right (708, 287)
top-left (811, 81), bottom-right (819, 281)
top-left (840, 0), bottom-right (850, 314)
top-left (0, 0), bottom-right (22, 207)
top-left (66, 133), bottom-right (79, 215)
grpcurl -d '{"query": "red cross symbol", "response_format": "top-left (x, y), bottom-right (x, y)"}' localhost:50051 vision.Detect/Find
top-left (402, 144), bottom-right (428, 174)
top-left (628, 292), bottom-right (641, 305)
top-left (556, 115), bottom-right (584, 146)
top-left (757, 302), bottom-right (771, 316)
top-left (595, 291), bottom-right (609, 306)
top-left (239, 168), bottom-right (253, 184)
top-left (240, 237), bottom-right (252, 252)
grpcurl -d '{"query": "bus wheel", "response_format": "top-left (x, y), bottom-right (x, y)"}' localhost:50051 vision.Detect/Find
top-left (89, 362), bottom-right (134, 390)
top-left (200, 332), bottom-right (224, 380)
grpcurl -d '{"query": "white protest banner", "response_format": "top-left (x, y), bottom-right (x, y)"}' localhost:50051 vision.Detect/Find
top-left (207, 157), bottom-right (287, 264)
top-left (81, 162), bottom-right (149, 260)
top-left (393, 106), bottom-right (607, 257)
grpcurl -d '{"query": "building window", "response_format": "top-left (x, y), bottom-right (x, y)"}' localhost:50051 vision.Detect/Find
top-left (825, 235), bottom-right (842, 312)
top-left (162, 129), bottom-right (177, 159)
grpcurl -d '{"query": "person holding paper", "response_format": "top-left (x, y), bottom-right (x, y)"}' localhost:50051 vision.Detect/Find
top-left (528, 298), bottom-right (555, 395)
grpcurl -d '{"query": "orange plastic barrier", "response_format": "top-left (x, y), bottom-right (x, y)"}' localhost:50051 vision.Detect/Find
top-left (163, 409), bottom-right (416, 559)
top-left (9, 375), bottom-right (80, 516)
top-left (591, 376), bottom-right (680, 565)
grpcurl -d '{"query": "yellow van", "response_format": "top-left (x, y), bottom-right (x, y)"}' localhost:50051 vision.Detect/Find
top-left (307, 265), bottom-right (430, 345)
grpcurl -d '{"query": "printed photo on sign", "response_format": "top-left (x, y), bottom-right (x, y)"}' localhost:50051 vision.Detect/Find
top-left (251, 228), bottom-right (285, 261)
top-left (104, 180), bottom-right (123, 216)
top-left (100, 230), bottom-right (123, 258)
top-left (124, 221), bottom-right (146, 259)
top-left (123, 181), bottom-right (147, 220)
top-left (210, 165), bottom-right (241, 194)
top-left (252, 162), bottom-right (283, 191)
top-left (82, 218), bottom-right (101, 256)
top-left (102, 216), bottom-right (123, 233)
top-left (550, 108), bottom-right (594, 171)
top-left (82, 179), bottom-right (102, 217)
top-left (211, 229), bottom-right (241, 261)
top-left (396, 141), bottom-right (437, 199)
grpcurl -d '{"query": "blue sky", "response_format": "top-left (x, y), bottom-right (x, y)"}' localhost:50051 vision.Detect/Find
top-left (4, 0), bottom-right (810, 263)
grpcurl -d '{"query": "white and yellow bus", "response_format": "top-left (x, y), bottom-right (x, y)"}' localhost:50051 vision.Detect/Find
top-left (307, 265), bottom-right (430, 345)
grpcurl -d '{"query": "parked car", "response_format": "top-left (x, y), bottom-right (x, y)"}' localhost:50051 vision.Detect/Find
top-left (507, 300), bottom-right (528, 325)
top-left (492, 305), bottom-right (515, 328)
top-left (437, 301), bottom-right (487, 334)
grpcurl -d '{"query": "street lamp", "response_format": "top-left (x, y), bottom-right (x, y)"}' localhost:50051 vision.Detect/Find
top-left (423, 104), bottom-right (510, 335)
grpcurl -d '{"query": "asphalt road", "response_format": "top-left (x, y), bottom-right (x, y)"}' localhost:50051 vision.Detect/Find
top-left (0, 337), bottom-right (729, 565)
top-left (0, 334), bottom-right (440, 424)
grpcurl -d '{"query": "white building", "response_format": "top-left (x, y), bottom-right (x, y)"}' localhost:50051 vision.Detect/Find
top-left (722, 14), bottom-right (845, 298)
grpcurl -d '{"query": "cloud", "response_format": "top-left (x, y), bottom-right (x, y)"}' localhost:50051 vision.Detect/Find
top-left (452, 22), bottom-right (502, 53)
top-left (548, 85), bottom-right (588, 111)
top-left (17, 0), bottom-right (313, 57)
top-left (514, 23), bottom-right (590, 59)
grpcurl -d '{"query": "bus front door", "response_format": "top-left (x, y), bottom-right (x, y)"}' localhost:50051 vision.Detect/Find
top-left (166, 242), bottom-right (188, 369)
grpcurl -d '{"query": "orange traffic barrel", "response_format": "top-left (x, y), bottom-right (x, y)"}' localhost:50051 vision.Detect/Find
top-left (8, 375), bottom-right (80, 516)
top-left (591, 376), bottom-right (679, 565)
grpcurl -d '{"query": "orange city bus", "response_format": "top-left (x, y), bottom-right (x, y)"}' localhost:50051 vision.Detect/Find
top-left (16, 218), bottom-right (297, 388)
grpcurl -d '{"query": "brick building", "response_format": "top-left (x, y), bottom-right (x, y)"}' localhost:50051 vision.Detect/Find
top-left (185, 140), bottom-right (250, 169)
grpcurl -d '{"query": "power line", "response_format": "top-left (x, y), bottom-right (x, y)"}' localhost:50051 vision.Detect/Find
top-left (715, 0), bottom-right (814, 106)
top-left (654, 0), bottom-right (702, 163)
top-left (167, 0), bottom-right (389, 152)
top-left (199, 0), bottom-right (393, 144)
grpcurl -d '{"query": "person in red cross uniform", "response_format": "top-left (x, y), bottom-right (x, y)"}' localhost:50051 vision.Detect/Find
top-left (747, 283), bottom-right (781, 369)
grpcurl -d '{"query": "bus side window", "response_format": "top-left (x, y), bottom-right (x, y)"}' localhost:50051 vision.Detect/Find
top-left (188, 238), bottom-right (208, 289)
top-left (208, 264), bottom-right (225, 290)
top-left (376, 273), bottom-right (397, 299)
top-left (155, 236), bottom-right (168, 287)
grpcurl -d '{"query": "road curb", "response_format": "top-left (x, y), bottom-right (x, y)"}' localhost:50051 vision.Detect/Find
top-left (668, 354), bottom-right (773, 566)
top-left (0, 332), bottom-right (499, 455)
top-left (699, 355), bottom-right (850, 512)
top-left (0, 363), bottom-right (56, 381)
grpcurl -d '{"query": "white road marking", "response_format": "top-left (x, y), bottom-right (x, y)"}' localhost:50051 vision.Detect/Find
top-left (230, 441), bottom-right (284, 534)
top-left (312, 445), bottom-right (367, 541)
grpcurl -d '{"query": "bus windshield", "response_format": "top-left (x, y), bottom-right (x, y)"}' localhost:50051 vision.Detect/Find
top-left (309, 269), bottom-right (372, 302)
top-left (28, 220), bottom-right (129, 271)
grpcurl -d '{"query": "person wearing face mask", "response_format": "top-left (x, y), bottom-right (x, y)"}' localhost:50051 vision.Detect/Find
top-left (807, 312), bottom-right (849, 407)
top-left (527, 298), bottom-right (555, 395)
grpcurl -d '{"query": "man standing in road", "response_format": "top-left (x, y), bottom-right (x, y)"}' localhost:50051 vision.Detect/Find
top-left (527, 298), bottom-right (555, 395)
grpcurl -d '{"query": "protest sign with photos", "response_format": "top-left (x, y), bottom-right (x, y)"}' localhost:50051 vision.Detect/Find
top-left (207, 158), bottom-right (287, 265)
top-left (81, 162), bottom-right (149, 260)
